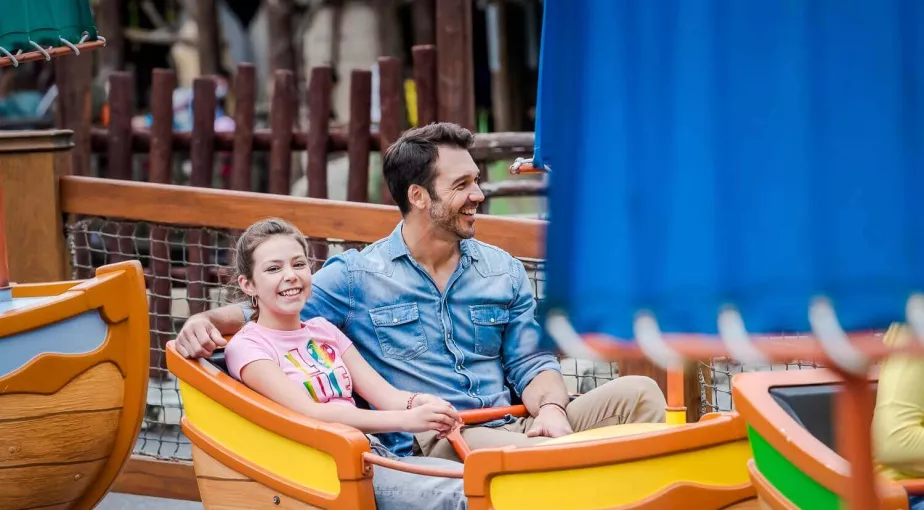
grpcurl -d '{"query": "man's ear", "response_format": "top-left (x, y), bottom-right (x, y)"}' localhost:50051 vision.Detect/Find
top-left (407, 184), bottom-right (431, 211)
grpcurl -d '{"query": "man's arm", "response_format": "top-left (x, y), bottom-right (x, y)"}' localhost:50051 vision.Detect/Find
top-left (174, 303), bottom-right (247, 358)
top-left (502, 259), bottom-right (568, 416)
top-left (520, 369), bottom-right (570, 417)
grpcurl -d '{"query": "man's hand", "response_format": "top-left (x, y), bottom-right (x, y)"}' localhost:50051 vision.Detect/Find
top-left (175, 315), bottom-right (227, 359)
top-left (525, 404), bottom-right (573, 438)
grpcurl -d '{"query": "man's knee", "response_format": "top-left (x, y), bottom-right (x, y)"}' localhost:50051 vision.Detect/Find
top-left (617, 375), bottom-right (668, 404)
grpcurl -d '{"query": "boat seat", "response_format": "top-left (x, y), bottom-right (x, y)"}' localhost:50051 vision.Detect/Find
top-left (208, 349), bottom-right (228, 374)
top-left (767, 382), bottom-right (878, 452)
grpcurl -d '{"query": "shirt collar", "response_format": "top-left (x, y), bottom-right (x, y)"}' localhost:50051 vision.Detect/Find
top-left (387, 221), bottom-right (480, 262)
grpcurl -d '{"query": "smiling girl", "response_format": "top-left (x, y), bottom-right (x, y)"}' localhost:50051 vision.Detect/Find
top-left (223, 218), bottom-right (467, 509)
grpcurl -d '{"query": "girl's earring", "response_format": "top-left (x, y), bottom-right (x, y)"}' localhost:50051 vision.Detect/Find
top-left (251, 294), bottom-right (257, 309)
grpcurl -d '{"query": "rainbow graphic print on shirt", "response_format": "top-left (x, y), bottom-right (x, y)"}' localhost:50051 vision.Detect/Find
top-left (284, 339), bottom-right (352, 403)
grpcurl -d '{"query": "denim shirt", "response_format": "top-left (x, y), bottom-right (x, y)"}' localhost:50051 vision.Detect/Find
top-left (251, 222), bottom-right (561, 456)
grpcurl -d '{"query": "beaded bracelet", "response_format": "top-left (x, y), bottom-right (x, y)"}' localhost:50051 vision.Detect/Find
top-left (407, 392), bottom-right (422, 409)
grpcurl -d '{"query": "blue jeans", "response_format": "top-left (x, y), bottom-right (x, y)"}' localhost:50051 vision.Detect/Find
top-left (910, 495), bottom-right (924, 510)
top-left (367, 435), bottom-right (467, 510)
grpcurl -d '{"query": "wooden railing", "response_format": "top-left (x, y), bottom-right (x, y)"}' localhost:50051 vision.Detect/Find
top-left (58, 45), bottom-right (546, 208)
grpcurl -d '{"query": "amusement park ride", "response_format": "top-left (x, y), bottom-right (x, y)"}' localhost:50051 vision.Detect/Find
top-left (2, 0), bottom-right (924, 509)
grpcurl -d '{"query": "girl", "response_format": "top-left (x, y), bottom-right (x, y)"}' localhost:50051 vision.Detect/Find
top-left (223, 218), bottom-right (467, 510)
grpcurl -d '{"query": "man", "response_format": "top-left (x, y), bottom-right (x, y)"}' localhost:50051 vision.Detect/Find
top-left (176, 122), bottom-right (667, 460)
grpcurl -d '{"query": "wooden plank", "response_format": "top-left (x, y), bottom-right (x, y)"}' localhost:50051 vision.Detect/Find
top-left (0, 458), bottom-right (105, 509)
top-left (59, 177), bottom-right (546, 261)
top-left (347, 69), bottom-right (372, 203)
top-left (0, 409), bottom-right (120, 467)
top-left (230, 63), bottom-right (256, 192)
top-left (0, 363), bottom-right (123, 420)
top-left (111, 456), bottom-right (200, 501)
top-left (269, 69), bottom-right (296, 195)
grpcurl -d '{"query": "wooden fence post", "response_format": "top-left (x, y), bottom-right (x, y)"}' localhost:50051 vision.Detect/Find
top-left (0, 131), bottom-right (73, 283)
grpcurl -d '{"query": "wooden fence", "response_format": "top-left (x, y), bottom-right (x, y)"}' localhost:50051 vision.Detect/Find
top-left (61, 44), bottom-right (544, 210)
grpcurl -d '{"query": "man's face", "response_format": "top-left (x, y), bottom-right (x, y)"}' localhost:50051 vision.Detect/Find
top-left (426, 147), bottom-right (485, 239)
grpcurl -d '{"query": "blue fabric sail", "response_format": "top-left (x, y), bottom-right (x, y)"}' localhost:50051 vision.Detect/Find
top-left (539, 0), bottom-right (924, 347)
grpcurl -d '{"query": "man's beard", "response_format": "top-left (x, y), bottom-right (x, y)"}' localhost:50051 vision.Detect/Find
top-left (429, 198), bottom-right (475, 240)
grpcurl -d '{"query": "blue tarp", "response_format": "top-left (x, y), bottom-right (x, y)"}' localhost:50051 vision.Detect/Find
top-left (538, 0), bottom-right (924, 348)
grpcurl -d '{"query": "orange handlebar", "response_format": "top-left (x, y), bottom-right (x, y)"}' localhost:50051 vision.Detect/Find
top-left (458, 405), bottom-right (528, 425)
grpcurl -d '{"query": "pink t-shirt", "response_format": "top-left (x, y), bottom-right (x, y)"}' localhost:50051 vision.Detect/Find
top-left (225, 317), bottom-right (356, 407)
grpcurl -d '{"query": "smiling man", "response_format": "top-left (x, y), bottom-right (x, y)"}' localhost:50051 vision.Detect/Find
top-left (175, 122), bottom-right (667, 461)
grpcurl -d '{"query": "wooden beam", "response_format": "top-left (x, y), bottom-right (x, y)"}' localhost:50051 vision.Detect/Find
top-left (486, 0), bottom-right (512, 131)
top-left (413, 0), bottom-right (436, 46)
top-left (0, 130), bottom-right (73, 283)
top-left (87, 127), bottom-right (534, 162)
top-left (59, 176), bottom-right (546, 261)
top-left (95, 0), bottom-right (125, 73)
top-left (436, 0), bottom-right (475, 129)
top-left (111, 456), bottom-right (200, 501)
top-left (195, 0), bottom-right (220, 76)
top-left (54, 54), bottom-right (93, 177)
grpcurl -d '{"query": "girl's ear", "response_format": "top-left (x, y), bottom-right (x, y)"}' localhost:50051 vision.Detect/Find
top-left (238, 274), bottom-right (255, 298)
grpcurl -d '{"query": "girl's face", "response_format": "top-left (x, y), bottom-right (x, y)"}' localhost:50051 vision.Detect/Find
top-left (239, 235), bottom-right (312, 329)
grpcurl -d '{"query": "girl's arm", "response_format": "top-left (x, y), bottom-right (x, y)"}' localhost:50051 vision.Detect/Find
top-left (240, 359), bottom-right (415, 434)
top-left (342, 346), bottom-right (419, 411)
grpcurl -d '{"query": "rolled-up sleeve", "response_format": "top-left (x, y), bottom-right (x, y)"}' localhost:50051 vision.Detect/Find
top-left (302, 255), bottom-right (353, 329)
top-left (502, 258), bottom-right (561, 396)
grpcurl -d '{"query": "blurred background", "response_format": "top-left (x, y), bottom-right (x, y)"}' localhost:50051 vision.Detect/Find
top-left (0, 0), bottom-right (547, 217)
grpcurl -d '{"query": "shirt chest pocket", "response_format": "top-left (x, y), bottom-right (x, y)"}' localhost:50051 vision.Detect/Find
top-left (469, 305), bottom-right (509, 357)
top-left (369, 303), bottom-right (429, 361)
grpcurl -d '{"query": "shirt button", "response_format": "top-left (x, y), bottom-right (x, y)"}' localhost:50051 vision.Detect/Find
top-left (393, 318), bottom-right (398, 323)
top-left (490, 318), bottom-right (495, 323)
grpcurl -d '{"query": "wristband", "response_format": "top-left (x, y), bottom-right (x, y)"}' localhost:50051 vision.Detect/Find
top-left (407, 392), bottom-right (422, 409)
top-left (539, 402), bottom-right (567, 415)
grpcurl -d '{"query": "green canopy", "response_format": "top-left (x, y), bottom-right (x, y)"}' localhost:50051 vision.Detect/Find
top-left (0, 0), bottom-right (98, 57)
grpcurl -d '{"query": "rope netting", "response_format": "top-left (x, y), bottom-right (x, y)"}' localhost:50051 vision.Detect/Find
top-left (64, 216), bottom-right (818, 462)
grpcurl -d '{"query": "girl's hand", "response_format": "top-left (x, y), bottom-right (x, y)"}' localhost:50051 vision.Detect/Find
top-left (411, 393), bottom-right (455, 411)
top-left (404, 402), bottom-right (460, 436)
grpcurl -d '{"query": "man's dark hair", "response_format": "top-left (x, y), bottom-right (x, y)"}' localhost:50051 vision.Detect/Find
top-left (382, 122), bottom-right (474, 214)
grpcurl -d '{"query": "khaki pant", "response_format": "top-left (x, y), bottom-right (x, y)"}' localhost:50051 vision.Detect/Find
top-left (414, 375), bottom-right (667, 461)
